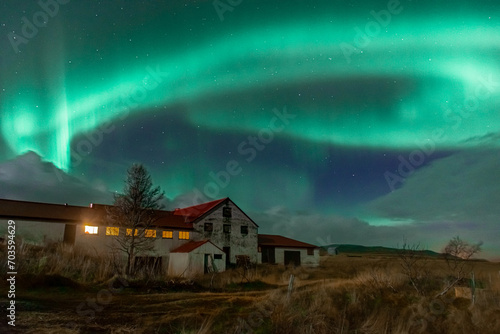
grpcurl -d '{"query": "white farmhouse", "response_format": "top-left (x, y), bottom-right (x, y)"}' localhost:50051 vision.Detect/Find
top-left (0, 197), bottom-right (319, 276)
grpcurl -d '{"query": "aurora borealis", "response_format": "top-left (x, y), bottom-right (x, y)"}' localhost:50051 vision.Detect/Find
top-left (1, 0), bottom-right (499, 257)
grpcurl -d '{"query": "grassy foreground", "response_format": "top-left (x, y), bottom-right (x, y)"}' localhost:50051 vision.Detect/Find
top-left (0, 243), bottom-right (499, 333)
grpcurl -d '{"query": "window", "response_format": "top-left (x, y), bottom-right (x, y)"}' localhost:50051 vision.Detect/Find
top-left (307, 248), bottom-right (314, 256)
top-left (85, 226), bottom-right (98, 234)
top-left (179, 231), bottom-right (189, 240)
top-left (214, 254), bottom-right (223, 260)
top-left (204, 223), bottom-right (213, 232)
top-left (106, 227), bottom-right (119, 236)
top-left (223, 224), bottom-right (231, 233)
top-left (145, 229), bottom-right (156, 238)
top-left (223, 207), bottom-right (232, 218)
top-left (162, 230), bottom-right (173, 239)
top-left (240, 226), bottom-right (248, 235)
top-left (126, 228), bottom-right (138, 237)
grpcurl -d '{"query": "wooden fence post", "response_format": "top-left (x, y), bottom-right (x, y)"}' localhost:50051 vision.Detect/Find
top-left (470, 271), bottom-right (476, 305)
top-left (287, 274), bottom-right (295, 300)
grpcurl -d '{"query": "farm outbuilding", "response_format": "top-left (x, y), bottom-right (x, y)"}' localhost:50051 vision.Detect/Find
top-left (168, 240), bottom-right (226, 277)
top-left (258, 234), bottom-right (320, 267)
top-left (0, 197), bottom-right (321, 276)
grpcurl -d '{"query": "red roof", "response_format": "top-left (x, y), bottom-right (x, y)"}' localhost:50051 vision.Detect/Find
top-left (170, 240), bottom-right (223, 253)
top-left (148, 209), bottom-right (193, 229)
top-left (258, 234), bottom-right (317, 249)
top-left (173, 197), bottom-right (228, 222)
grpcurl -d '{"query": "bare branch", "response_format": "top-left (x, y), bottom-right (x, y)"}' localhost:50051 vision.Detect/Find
top-left (106, 164), bottom-right (165, 276)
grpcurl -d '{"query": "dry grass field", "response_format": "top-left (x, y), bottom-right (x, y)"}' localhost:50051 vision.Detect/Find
top-left (1, 244), bottom-right (499, 333)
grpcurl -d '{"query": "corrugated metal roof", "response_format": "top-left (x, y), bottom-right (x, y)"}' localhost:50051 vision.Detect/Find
top-left (258, 234), bottom-right (317, 249)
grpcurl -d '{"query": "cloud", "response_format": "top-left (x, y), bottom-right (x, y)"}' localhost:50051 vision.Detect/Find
top-left (251, 207), bottom-right (405, 247)
top-left (370, 149), bottom-right (500, 220)
top-left (250, 205), bottom-right (497, 259)
top-left (368, 149), bottom-right (500, 258)
top-left (0, 151), bottom-right (114, 206)
top-left (1, 150), bottom-right (497, 259)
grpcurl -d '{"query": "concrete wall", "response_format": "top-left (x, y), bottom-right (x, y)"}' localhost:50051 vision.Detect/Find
top-left (0, 219), bottom-right (65, 244)
top-left (274, 247), bottom-right (320, 267)
top-left (0, 219), bottom-right (193, 273)
top-left (73, 225), bottom-right (191, 257)
top-left (192, 201), bottom-right (258, 263)
top-left (167, 253), bottom-right (189, 276)
top-left (168, 242), bottom-right (226, 277)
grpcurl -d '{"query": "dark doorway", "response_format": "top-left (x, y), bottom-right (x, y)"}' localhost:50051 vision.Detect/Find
top-left (261, 246), bottom-right (275, 264)
top-left (63, 224), bottom-right (76, 245)
top-left (284, 251), bottom-right (301, 266)
top-left (204, 254), bottom-right (210, 274)
top-left (223, 247), bottom-right (230, 266)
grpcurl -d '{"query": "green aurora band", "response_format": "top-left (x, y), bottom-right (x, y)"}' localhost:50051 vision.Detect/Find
top-left (1, 0), bottom-right (499, 170)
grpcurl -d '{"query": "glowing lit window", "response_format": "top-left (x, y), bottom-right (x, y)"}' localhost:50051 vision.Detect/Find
top-left (85, 226), bottom-right (98, 234)
top-left (162, 230), bottom-right (173, 239)
top-left (179, 231), bottom-right (189, 240)
top-left (145, 229), bottom-right (156, 238)
top-left (126, 228), bottom-right (138, 236)
top-left (106, 227), bottom-right (119, 236)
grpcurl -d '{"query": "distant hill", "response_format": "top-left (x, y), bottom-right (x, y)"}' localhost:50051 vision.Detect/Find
top-left (321, 244), bottom-right (443, 257)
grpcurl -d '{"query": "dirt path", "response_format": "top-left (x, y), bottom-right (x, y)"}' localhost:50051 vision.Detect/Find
top-left (5, 288), bottom-right (275, 333)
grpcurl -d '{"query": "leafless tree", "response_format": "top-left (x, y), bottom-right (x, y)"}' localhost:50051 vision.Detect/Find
top-left (107, 164), bottom-right (164, 276)
top-left (398, 239), bottom-right (430, 295)
top-left (437, 236), bottom-right (482, 297)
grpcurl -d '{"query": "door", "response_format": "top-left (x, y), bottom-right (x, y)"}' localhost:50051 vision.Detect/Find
top-left (284, 251), bottom-right (301, 266)
top-left (261, 246), bottom-right (275, 264)
top-left (63, 224), bottom-right (76, 245)
top-left (204, 254), bottom-right (210, 274)
top-left (223, 247), bottom-right (230, 266)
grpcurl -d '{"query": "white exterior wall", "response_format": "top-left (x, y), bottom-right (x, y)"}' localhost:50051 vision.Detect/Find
top-left (192, 201), bottom-right (258, 264)
top-left (0, 219), bottom-right (65, 244)
top-left (306, 248), bottom-right (320, 267)
top-left (73, 225), bottom-right (191, 257)
top-left (168, 242), bottom-right (225, 277)
top-left (167, 253), bottom-right (189, 276)
top-left (274, 247), bottom-right (320, 267)
top-left (0, 219), bottom-right (194, 272)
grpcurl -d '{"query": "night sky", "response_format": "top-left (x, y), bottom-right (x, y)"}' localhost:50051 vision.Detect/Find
top-left (1, 0), bottom-right (499, 258)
